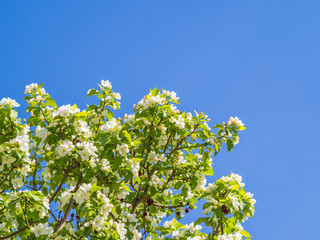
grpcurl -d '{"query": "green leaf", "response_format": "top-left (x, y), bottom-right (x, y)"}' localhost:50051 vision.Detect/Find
top-left (150, 205), bottom-right (157, 213)
top-left (113, 157), bottom-right (123, 171)
top-left (150, 88), bottom-right (159, 96)
top-left (150, 186), bottom-right (157, 196)
top-left (185, 153), bottom-right (196, 161)
top-left (214, 207), bottom-right (224, 218)
top-left (174, 181), bottom-right (183, 190)
top-left (82, 168), bottom-right (92, 179)
top-left (203, 129), bottom-right (211, 138)
top-left (104, 109), bottom-right (114, 120)
top-left (91, 182), bottom-right (103, 193)
top-left (42, 187), bottom-right (48, 196)
top-left (227, 139), bottom-right (234, 152)
top-left (76, 111), bottom-right (88, 117)
top-left (132, 158), bottom-right (142, 163)
top-left (241, 230), bottom-right (252, 238)
top-left (44, 98), bottom-right (57, 107)
top-left (169, 99), bottom-right (180, 104)
top-left (87, 89), bottom-right (100, 97)
top-left (204, 166), bottom-right (214, 176)
top-left (181, 186), bottom-right (188, 198)
top-left (194, 217), bottom-right (207, 226)
top-left (214, 124), bottom-right (224, 129)
top-left (122, 130), bottom-right (132, 144)
top-left (203, 152), bottom-right (209, 162)
top-left (190, 176), bottom-right (198, 189)
top-left (239, 125), bottom-right (246, 131)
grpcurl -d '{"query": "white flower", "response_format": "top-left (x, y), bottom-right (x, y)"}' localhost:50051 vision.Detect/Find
top-left (164, 220), bottom-right (173, 228)
top-left (123, 114), bottom-right (135, 124)
top-left (101, 118), bottom-right (121, 132)
top-left (151, 175), bottom-right (163, 188)
top-left (158, 124), bottom-right (167, 134)
top-left (100, 197), bottom-right (113, 217)
top-left (11, 177), bottom-right (24, 189)
top-left (228, 194), bottom-right (240, 211)
top-left (158, 154), bottom-right (166, 163)
top-left (52, 104), bottom-right (80, 118)
top-left (43, 167), bottom-right (51, 182)
top-left (114, 222), bottom-right (127, 240)
top-left (0, 223), bottom-right (5, 231)
top-left (162, 90), bottom-right (179, 101)
top-left (74, 185), bottom-right (90, 205)
top-left (0, 97), bottom-right (20, 107)
top-left (55, 140), bottom-right (74, 157)
top-left (59, 191), bottom-right (71, 206)
top-left (132, 228), bottom-right (142, 240)
top-left (169, 115), bottom-right (185, 130)
top-left (92, 215), bottom-right (105, 231)
top-left (101, 80), bottom-right (112, 89)
top-left (147, 151), bottom-right (157, 164)
top-left (2, 155), bottom-right (15, 167)
top-left (137, 94), bottom-right (166, 109)
top-left (79, 148), bottom-right (90, 160)
top-left (230, 173), bottom-right (242, 184)
top-left (65, 222), bottom-right (75, 235)
top-left (74, 120), bottom-right (91, 138)
top-left (158, 135), bottom-right (168, 146)
top-left (233, 136), bottom-right (240, 145)
top-left (113, 92), bottom-right (121, 100)
top-left (195, 172), bottom-right (206, 191)
top-left (25, 83), bottom-right (38, 94)
top-left (30, 223), bottom-right (53, 237)
top-left (10, 134), bottom-right (30, 154)
top-left (101, 159), bottom-right (111, 172)
top-left (20, 165), bottom-right (31, 176)
top-left (128, 158), bottom-right (140, 177)
top-left (78, 142), bottom-right (97, 160)
top-left (116, 144), bottom-right (129, 157)
top-left (123, 211), bottom-right (138, 222)
top-left (35, 126), bottom-right (50, 140)
top-left (228, 117), bottom-right (244, 128)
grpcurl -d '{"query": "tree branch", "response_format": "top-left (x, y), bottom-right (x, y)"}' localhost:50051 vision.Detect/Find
top-left (153, 203), bottom-right (185, 209)
top-left (49, 165), bottom-right (73, 203)
top-left (52, 175), bottom-right (83, 238)
top-left (0, 222), bottom-right (34, 240)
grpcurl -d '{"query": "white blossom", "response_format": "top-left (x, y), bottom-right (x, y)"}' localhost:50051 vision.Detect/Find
top-left (228, 117), bottom-right (244, 128)
top-left (0, 97), bottom-right (20, 107)
top-left (101, 80), bottom-right (112, 89)
top-left (92, 215), bottom-right (105, 231)
top-left (55, 140), bottom-right (74, 157)
top-left (116, 144), bottom-right (129, 157)
top-left (30, 223), bottom-right (53, 237)
top-left (52, 104), bottom-right (80, 118)
top-left (101, 118), bottom-right (121, 132)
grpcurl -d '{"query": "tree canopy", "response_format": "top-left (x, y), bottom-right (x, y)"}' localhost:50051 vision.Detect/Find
top-left (0, 81), bottom-right (255, 239)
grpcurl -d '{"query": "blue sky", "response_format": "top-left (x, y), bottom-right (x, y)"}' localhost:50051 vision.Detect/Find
top-left (1, 1), bottom-right (319, 239)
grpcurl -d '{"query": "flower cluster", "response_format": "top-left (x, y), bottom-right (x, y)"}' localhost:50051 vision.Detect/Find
top-left (0, 81), bottom-right (254, 240)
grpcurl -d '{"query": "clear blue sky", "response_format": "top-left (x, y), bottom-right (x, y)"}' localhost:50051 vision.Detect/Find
top-left (1, 1), bottom-right (319, 239)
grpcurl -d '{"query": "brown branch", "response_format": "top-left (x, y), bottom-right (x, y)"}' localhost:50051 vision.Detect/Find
top-left (0, 221), bottom-right (34, 240)
top-left (163, 131), bottom-right (173, 154)
top-left (131, 196), bottom-right (145, 214)
top-left (153, 203), bottom-right (185, 209)
top-left (49, 165), bottom-right (73, 203)
top-left (41, 108), bottom-right (49, 124)
top-left (52, 175), bottom-right (83, 238)
top-left (166, 124), bottom-right (200, 159)
top-left (49, 209), bottom-right (58, 222)
top-left (32, 159), bottom-right (38, 190)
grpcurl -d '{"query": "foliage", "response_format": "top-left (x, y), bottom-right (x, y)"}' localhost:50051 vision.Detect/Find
top-left (0, 81), bottom-right (255, 240)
